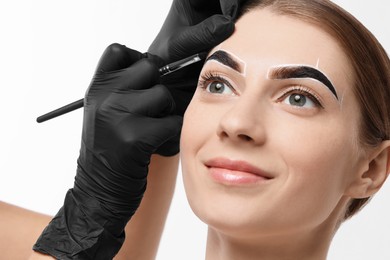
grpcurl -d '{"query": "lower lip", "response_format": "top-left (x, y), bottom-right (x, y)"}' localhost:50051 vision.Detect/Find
top-left (208, 167), bottom-right (269, 185)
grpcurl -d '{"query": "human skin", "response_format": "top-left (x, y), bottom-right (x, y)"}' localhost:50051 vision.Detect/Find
top-left (180, 8), bottom-right (390, 260)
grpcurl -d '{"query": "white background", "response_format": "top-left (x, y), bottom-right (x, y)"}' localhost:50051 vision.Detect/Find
top-left (1, 1), bottom-right (389, 259)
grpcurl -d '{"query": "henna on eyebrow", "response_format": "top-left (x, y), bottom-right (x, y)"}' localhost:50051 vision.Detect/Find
top-left (269, 65), bottom-right (338, 99)
top-left (206, 50), bottom-right (242, 73)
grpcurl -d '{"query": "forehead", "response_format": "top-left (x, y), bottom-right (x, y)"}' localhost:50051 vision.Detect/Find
top-left (212, 8), bottom-right (353, 88)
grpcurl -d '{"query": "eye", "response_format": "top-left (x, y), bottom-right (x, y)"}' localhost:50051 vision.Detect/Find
top-left (206, 81), bottom-right (234, 95)
top-left (284, 93), bottom-right (315, 108)
top-left (198, 71), bottom-right (236, 96)
top-left (279, 86), bottom-right (323, 109)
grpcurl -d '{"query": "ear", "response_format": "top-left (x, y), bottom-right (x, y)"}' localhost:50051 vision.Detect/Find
top-left (346, 140), bottom-right (390, 199)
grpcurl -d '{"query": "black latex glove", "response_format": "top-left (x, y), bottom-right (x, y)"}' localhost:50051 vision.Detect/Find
top-left (148, 0), bottom-right (246, 115)
top-left (33, 44), bottom-right (182, 259)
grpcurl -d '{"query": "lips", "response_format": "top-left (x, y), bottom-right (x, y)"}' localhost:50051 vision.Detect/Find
top-left (204, 157), bottom-right (272, 185)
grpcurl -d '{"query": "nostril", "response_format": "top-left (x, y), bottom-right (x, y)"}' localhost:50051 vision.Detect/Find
top-left (218, 130), bottom-right (254, 142)
top-left (219, 131), bottom-right (229, 139)
top-left (238, 134), bottom-right (253, 142)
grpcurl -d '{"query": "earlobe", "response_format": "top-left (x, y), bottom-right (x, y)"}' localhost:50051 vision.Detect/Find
top-left (346, 140), bottom-right (390, 199)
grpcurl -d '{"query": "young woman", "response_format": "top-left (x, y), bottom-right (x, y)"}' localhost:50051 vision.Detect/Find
top-left (180, 0), bottom-right (390, 259)
top-left (1, 0), bottom-right (389, 259)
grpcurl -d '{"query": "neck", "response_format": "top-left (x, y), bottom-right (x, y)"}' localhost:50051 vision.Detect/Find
top-left (205, 227), bottom-right (329, 260)
top-left (204, 199), bottom-right (348, 260)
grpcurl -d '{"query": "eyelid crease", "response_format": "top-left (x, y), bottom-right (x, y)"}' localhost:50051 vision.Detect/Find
top-left (268, 65), bottom-right (338, 100)
top-left (198, 71), bottom-right (230, 87)
top-left (278, 85), bottom-right (324, 108)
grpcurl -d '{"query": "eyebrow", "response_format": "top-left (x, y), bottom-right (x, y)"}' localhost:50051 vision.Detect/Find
top-left (269, 66), bottom-right (338, 99)
top-left (206, 50), bottom-right (243, 73)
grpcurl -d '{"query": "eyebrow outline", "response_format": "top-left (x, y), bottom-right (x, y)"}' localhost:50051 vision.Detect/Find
top-left (269, 65), bottom-right (338, 99)
top-left (206, 50), bottom-right (243, 73)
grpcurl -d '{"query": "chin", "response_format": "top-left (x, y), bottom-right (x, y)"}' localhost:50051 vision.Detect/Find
top-left (182, 168), bottom-right (275, 238)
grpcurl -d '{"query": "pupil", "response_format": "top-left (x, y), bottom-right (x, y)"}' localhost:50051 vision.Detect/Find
top-left (211, 82), bottom-right (224, 93)
top-left (290, 94), bottom-right (306, 106)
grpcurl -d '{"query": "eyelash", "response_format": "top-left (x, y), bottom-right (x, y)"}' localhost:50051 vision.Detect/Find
top-left (278, 86), bottom-right (324, 108)
top-left (198, 71), bottom-right (236, 94)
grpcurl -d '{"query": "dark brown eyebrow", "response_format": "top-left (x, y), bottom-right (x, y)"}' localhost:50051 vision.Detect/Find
top-left (206, 50), bottom-right (242, 73)
top-left (269, 66), bottom-right (338, 99)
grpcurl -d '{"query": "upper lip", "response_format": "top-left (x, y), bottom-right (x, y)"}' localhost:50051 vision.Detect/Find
top-left (204, 157), bottom-right (273, 179)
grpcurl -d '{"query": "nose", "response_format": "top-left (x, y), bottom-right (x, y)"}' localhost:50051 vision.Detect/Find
top-left (217, 96), bottom-right (266, 145)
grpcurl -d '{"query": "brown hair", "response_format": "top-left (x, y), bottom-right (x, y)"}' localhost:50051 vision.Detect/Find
top-left (239, 0), bottom-right (390, 219)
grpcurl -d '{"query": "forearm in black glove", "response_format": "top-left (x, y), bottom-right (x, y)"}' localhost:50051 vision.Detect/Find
top-left (33, 44), bottom-right (182, 259)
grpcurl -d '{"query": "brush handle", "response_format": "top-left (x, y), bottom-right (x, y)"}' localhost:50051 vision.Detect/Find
top-left (36, 52), bottom-right (207, 123)
top-left (36, 98), bottom-right (84, 123)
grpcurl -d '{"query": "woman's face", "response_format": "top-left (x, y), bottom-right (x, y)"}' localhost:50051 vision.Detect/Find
top-left (181, 9), bottom-right (364, 237)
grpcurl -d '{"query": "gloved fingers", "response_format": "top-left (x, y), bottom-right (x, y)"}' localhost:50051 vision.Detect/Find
top-left (90, 58), bottom-right (161, 94)
top-left (114, 115), bottom-right (182, 161)
top-left (172, 14), bottom-right (234, 57)
top-left (189, 0), bottom-right (212, 7)
top-left (142, 52), bottom-right (166, 68)
top-left (220, 0), bottom-right (244, 18)
top-left (186, 0), bottom-right (243, 20)
top-left (188, 0), bottom-right (221, 12)
top-left (102, 84), bottom-right (176, 118)
top-left (155, 131), bottom-right (181, 156)
top-left (131, 115), bottom-right (183, 154)
top-left (95, 43), bottom-right (145, 73)
top-left (119, 58), bottom-right (161, 90)
top-left (161, 79), bottom-right (197, 116)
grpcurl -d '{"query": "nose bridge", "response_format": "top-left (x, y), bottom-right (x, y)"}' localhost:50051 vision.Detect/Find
top-left (217, 93), bottom-right (266, 144)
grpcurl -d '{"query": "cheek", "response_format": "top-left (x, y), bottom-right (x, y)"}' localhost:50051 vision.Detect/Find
top-left (180, 99), bottom-right (213, 216)
top-left (180, 95), bottom-right (232, 210)
top-left (181, 99), bottom-right (210, 154)
top-left (272, 114), bottom-right (356, 216)
top-left (181, 89), bottom-right (229, 154)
